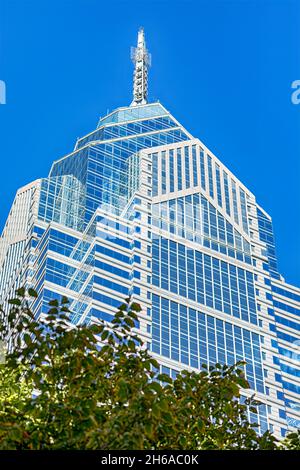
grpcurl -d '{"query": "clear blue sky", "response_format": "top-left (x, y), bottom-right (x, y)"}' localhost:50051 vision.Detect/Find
top-left (0, 0), bottom-right (299, 285)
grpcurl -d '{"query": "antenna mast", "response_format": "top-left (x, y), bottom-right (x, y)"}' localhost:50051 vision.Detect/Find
top-left (130, 27), bottom-right (151, 106)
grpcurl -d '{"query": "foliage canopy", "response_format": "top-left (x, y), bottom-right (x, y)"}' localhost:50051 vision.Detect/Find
top-left (0, 289), bottom-right (298, 450)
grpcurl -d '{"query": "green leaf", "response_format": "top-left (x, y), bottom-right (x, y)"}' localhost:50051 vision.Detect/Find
top-left (117, 379), bottom-right (129, 401)
top-left (60, 306), bottom-right (70, 313)
top-left (149, 358), bottom-right (159, 370)
top-left (151, 402), bottom-right (161, 418)
top-left (130, 302), bottom-right (142, 312)
top-left (8, 298), bottom-right (21, 306)
top-left (128, 339), bottom-right (136, 351)
top-left (89, 324), bottom-right (104, 334)
top-left (47, 308), bottom-right (58, 315)
top-left (147, 381), bottom-right (162, 394)
top-left (100, 345), bottom-right (112, 354)
top-left (249, 406), bottom-right (258, 414)
top-left (28, 288), bottom-right (38, 298)
top-left (162, 411), bottom-right (174, 424)
top-left (144, 422), bottom-right (153, 438)
top-left (118, 304), bottom-right (127, 311)
top-left (157, 373), bottom-right (173, 384)
top-left (101, 330), bottom-right (109, 341)
top-left (158, 398), bottom-right (168, 411)
top-left (236, 376), bottom-right (249, 389)
top-left (23, 333), bottom-right (32, 346)
top-left (16, 287), bottom-right (26, 297)
top-left (124, 317), bottom-right (135, 328)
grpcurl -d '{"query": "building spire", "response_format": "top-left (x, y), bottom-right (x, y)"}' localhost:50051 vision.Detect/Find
top-left (130, 27), bottom-right (151, 106)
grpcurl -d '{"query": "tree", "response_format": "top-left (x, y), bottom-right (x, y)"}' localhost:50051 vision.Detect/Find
top-left (0, 288), bottom-right (292, 450)
top-left (280, 431), bottom-right (300, 450)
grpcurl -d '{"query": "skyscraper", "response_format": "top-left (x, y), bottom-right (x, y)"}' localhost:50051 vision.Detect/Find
top-left (0, 28), bottom-right (299, 439)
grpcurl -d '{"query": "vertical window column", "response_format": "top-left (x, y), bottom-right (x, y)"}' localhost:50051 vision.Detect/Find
top-left (199, 149), bottom-right (206, 191)
top-left (152, 152), bottom-right (158, 196)
top-left (207, 155), bottom-right (214, 199)
top-left (231, 179), bottom-right (239, 225)
top-left (215, 163), bottom-right (223, 207)
top-left (169, 149), bottom-right (174, 192)
top-left (192, 145), bottom-right (198, 187)
top-left (176, 148), bottom-right (183, 191)
top-left (161, 151), bottom-right (166, 194)
top-left (184, 146), bottom-right (191, 189)
top-left (223, 171), bottom-right (231, 216)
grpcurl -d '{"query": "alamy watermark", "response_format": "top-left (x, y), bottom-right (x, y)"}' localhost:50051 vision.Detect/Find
top-left (1, 79), bottom-right (300, 106)
top-left (291, 80), bottom-right (300, 104)
top-left (0, 79), bottom-right (6, 104)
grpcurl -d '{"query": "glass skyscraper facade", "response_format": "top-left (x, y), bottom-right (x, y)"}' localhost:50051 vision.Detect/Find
top-left (0, 29), bottom-right (299, 439)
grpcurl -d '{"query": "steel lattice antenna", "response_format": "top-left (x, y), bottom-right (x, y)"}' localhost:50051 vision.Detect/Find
top-left (130, 27), bottom-right (151, 106)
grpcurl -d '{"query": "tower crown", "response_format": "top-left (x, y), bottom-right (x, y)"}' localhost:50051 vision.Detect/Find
top-left (130, 27), bottom-right (151, 106)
